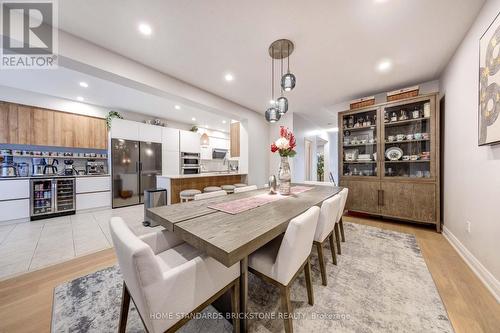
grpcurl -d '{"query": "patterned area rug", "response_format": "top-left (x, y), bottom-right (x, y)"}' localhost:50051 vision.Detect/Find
top-left (52, 222), bottom-right (453, 332)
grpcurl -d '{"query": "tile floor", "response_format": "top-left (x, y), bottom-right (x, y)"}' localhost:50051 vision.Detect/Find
top-left (0, 204), bottom-right (158, 280)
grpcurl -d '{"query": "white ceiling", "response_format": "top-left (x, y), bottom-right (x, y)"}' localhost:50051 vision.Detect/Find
top-left (0, 68), bottom-right (233, 132)
top-left (55, 0), bottom-right (484, 121)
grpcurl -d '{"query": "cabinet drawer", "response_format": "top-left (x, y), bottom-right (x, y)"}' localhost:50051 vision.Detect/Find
top-left (76, 192), bottom-right (111, 211)
top-left (0, 199), bottom-right (30, 221)
top-left (76, 177), bottom-right (111, 194)
top-left (0, 179), bottom-right (29, 200)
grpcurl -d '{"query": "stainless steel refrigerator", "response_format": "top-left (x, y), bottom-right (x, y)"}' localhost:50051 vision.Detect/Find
top-left (111, 139), bottom-right (162, 208)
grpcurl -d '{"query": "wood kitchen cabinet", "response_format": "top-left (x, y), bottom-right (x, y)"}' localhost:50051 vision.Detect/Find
top-left (0, 101), bottom-right (108, 149)
top-left (339, 93), bottom-right (441, 231)
top-left (340, 179), bottom-right (380, 214)
top-left (32, 108), bottom-right (55, 146)
top-left (0, 103), bottom-right (33, 145)
top-left (230, 122), bottom-right (240, 157)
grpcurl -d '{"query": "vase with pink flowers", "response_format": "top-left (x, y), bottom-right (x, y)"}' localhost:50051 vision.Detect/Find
top-left (270, 126), bottom-right (296, 195)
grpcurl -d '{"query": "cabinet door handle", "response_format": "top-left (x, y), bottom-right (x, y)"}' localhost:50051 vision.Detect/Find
top-left (378, 189), bottom-right (384, 206)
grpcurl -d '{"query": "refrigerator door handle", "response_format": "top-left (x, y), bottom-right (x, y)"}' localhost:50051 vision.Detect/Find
top-left (52, 179), bottom-right (57, 213)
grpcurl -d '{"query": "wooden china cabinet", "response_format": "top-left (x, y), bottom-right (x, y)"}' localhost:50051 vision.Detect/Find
top-left (338, 93), bottom-right (441, 232)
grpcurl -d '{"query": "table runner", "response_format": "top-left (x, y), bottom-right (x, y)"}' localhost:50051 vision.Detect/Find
top-left (208, 186), bottom-right (313, 215)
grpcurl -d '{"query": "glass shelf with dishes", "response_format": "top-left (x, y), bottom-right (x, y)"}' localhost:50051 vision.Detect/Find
top-left (382, 99), bottom-right (433, 178)
top-left (341, 109), bottom-right (378, 177)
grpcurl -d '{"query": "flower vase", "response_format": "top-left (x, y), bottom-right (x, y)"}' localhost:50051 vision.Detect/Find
top-left (278, 156), bottom-right (291, 195)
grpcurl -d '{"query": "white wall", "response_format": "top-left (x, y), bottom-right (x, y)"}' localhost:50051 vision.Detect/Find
top-left (440, 0), bottom-right (500, 300)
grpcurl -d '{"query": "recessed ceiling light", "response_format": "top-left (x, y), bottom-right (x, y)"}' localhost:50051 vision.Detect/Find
top-left (138, 23), bottom-right (152, 36)
top-left (191, 117), bottom-right (196, 121)
top-left (76, 96), bottom-right (84, 102)
top-left (222, 120), bottom-right (227, 124)
top-left (79, 81), bottom-right (88, 88)
top-left (224, 73), bottom-right (234, 82)
top-left (174, 105), bottom-right (181, 110)
top-left (377, 59), bottom-right (392, 73)
top-left (374, 0), bottom-right (388, 3)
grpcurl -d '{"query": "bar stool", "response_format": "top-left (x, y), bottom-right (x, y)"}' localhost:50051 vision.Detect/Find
top-left (233, 183), bottom-right (247, 188)
top-left (204, 186), bottom-right (222, 193)
top-left (221, 184), bottom-right (236, 194)
top-left (179, 189), bottom-right (201, 202)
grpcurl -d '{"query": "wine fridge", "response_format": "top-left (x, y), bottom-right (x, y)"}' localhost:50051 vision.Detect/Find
top-left (30, 177), bottom-right (76, 220)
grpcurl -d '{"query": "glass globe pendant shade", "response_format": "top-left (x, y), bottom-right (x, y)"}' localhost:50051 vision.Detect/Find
top-left (265, 107), bottom-right (281, 123)
top-left (277, 96), bottom-right (288, 115)
top-left (281, 73), bottom-right (296, 91)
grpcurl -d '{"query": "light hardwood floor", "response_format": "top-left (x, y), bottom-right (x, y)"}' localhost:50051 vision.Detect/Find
top-left (0, 216), bottom-right (499, 333)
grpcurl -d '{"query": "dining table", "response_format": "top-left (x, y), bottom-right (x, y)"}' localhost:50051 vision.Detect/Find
top-left (146, 183), bottom-right (342, 332)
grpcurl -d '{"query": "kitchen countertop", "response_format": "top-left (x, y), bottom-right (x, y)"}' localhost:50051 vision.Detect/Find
top-left (0, 174), bottom-right (110, 180)
top-left (158, 172), bottom-right (247, 179)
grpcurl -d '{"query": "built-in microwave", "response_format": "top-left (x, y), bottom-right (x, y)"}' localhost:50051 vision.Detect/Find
top-left (180, 152), bottom-right (201, 174)
top-left (212, 148), bottom-right (228, 159)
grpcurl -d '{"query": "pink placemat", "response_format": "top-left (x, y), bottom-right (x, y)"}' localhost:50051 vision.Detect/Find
top-left (208, 186), bottom-right (313, 215)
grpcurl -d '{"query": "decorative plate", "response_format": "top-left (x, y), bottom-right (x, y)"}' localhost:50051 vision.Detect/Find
top-left (385, 147), bottom-right (403, 161)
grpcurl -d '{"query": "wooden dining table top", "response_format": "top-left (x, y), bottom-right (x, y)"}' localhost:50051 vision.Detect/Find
top-left (147, 184), bottom-right (342, 267)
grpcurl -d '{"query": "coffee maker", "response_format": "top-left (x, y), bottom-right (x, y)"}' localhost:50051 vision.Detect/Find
top-left (43, 158), bottom-right (58, 175)
top-left (63, 159), bottom-right (76, 175)
top-left (32, 158), bottom-right (46, 176)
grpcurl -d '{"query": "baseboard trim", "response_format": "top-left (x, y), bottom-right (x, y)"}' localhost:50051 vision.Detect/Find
top-left (442, 226), bottom-right (500, 303)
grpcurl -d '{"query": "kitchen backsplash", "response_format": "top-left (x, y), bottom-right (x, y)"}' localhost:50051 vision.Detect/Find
top-left (200, 159), bottom-right (238, 172)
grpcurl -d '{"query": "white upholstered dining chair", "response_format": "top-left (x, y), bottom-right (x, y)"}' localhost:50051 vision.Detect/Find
top-left (233, 185), bottom-right (258, 193)
top-left (248, 206), bottom-right (320, 333)
top-left (110, 217), bottom-right (240, 333)
top-left (313, 195), bottom-right (341, 286)
top-left (304, 180), bottom-right (343, 254)
top-left (336, 188), bottom-right (349, 242)
top-left (194, 190), bottom-right (227, 200)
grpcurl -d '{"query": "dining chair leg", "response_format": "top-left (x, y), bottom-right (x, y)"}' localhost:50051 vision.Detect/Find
top-left (240, 257), bottom-right (248, 333)
top-left (230, 279), bottom-right (240, 333)
top-left (315, 242), bottom-right (327, 286)
top-left (334, 223), bottom-right (342, 255)
top-left (328, 233), bottom-right (337, 265)
top-left (280, 285), bottom-right (293, 333)
top-left (118, 282), bottom-right (130, 333)
top-left (339, 217), bottom-right (346, 242)
top-left (304, 258), bottom-right (314, 306)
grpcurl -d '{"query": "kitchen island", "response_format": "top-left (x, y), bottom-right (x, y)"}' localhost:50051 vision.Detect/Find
top-left (157, 173), bottom-right (247, 204)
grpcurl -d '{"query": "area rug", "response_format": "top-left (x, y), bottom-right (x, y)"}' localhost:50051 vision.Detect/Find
top-left (52, 222), bottom-right (453, 332)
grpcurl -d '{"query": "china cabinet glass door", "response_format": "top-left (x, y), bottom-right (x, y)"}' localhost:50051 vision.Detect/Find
top-left (341, 108), bottom-right (379, 178)
top-left (381, 97), bottom-right (435, 179)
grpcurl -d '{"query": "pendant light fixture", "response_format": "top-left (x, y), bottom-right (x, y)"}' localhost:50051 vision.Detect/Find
top-left (265, 46), bottom-right (280, 123)
top-left (276, 43), bottom-right (288, 115)
top-left (265, 39), bottom-right (294, 122)
top-left (281, 42), bottom-right (296, 92)
top-left (200, 132), bottom-right (210, 147)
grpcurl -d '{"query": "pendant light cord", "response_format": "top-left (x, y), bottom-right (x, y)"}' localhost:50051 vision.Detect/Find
top-left (280, 43), bottom-right (284, 96)
top-left (271, 45), bottom-right (274, 102)
top-left (287, 43), bottom-right (290, 73)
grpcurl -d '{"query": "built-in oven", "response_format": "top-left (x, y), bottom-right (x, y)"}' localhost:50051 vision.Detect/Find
top-left (180, 152), bottom-right (201, 174)
top-left (212, 148), bottom-right (228, 159)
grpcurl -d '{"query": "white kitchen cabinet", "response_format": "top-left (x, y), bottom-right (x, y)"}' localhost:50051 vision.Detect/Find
top-left (111, 118), bottom-right (140, 141)
top-left (0, 199), bottom-right (30, 221)
top-left (211, 137), bottom-right (230, 150)
top-left (162, 127), bottom-right (180, 152)
top-left (179, 130), bottom-right (201, 153)
top-left (162, 150), bottom-right (180, 175)
top-left (139, 123), bottom-right (162, 143)
top-left (76, 176), bottom-right (111, 194)
top-left (76, 192), bottom-right (111, 211)
top-left (0, 179), bottom-right (29, 201)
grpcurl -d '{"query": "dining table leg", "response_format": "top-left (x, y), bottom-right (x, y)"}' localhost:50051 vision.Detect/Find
top-left (240, 256), bottom-right (248, 333)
